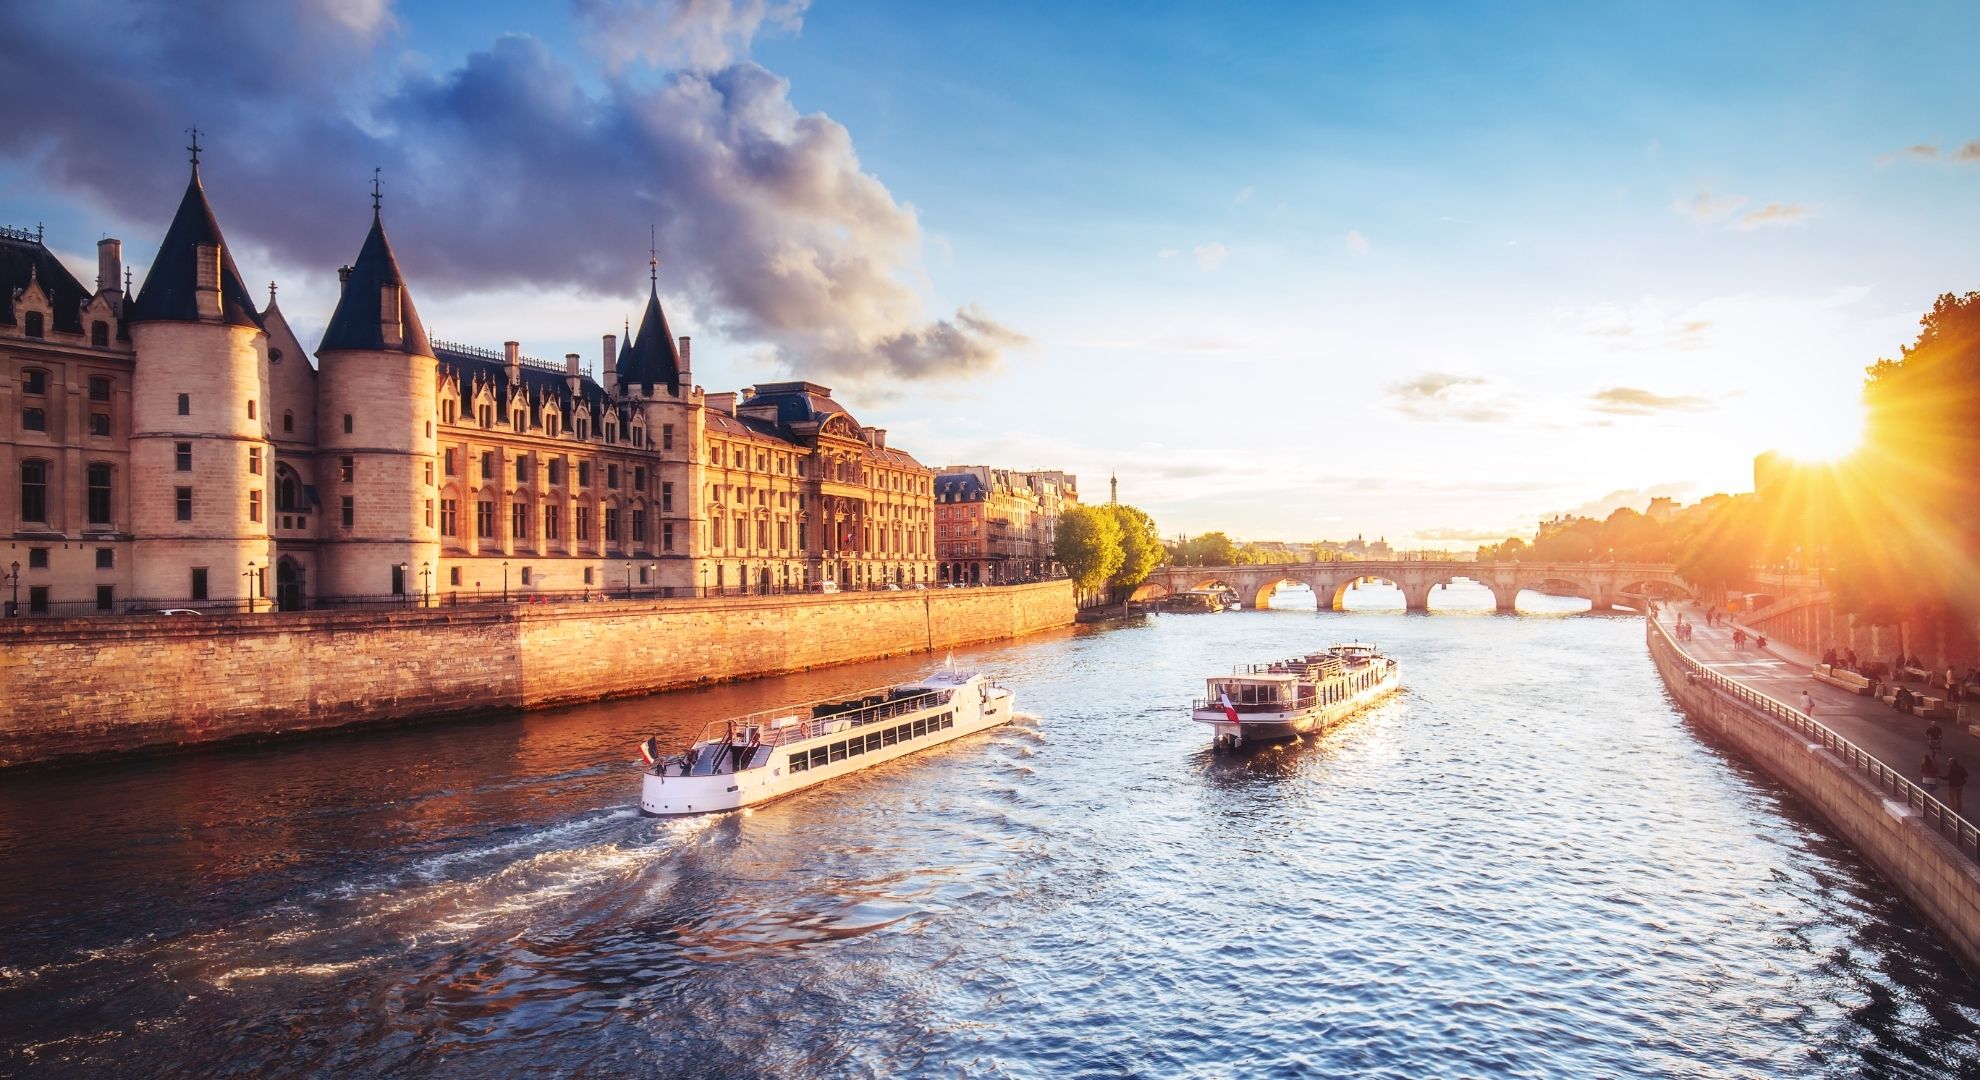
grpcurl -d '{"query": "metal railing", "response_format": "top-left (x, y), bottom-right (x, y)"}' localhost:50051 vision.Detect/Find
top-left (1649, 614), bottom-right (1980, 865)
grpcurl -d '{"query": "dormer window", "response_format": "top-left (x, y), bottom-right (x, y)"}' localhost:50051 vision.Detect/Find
top-left (92, 321), bottom-right (108, 347)
top-left (576, 416), bottom-right (589, 441)
top-left (512, 409), bottom-right (525, 433)
top-left (441, 398), bottom-right (457, 424)
top-left (545, 414), bottom-right (559, 437)
top-left (23, 312), bottom-right (43, 339)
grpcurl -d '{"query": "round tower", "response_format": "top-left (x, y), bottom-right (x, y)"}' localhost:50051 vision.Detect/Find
top-left (312, 186), bottom-right (440, 599)
top-left (126, 150), bottom-right (276, 606)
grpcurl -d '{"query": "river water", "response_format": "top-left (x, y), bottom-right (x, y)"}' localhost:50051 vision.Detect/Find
top-left (3, 584), bottom-right (1978, 1077)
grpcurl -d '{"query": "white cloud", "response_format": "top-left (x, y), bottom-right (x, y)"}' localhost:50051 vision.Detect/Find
top-left (1735, 202), bottom-right (1811, 229)
top-left (1193, 242), bottom-right (1228, 269)
top-left (1345, 229), bottom-right (1369, 255)
top-left (1677, 188), bottom-right (1747, 223)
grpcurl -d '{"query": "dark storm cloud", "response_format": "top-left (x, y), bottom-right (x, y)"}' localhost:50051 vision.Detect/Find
top-left (0, 0), bottom-right (1017, 384)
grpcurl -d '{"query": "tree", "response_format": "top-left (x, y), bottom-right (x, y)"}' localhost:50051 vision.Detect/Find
top-left (1107, 505), bottom-right (1163, 590)
top-left (1672, 495), bottom-right (1762, 602)
top-left (1055, 504), bottom-right (1124, 590)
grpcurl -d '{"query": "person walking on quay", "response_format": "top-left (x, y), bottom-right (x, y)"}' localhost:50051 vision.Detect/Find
top-left (1947, 758), bottom-right (1969, 815)
top-left (1800, 690), bottom-right (1815, 717)
top-left (1823, 646), bottom-right (1838, 668)
top-left (1921, 752), bottom-right (1942, 797)
top-left (1927, 719), bottom-right (1944, 754)
top-left (1732, 629), bottom-right (1746, 650)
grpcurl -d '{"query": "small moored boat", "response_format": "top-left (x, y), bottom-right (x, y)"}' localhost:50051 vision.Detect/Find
top-left (638, 667), bottom-right (1015, 816)
top-left (1193, 642), bottom-right (1400, 748)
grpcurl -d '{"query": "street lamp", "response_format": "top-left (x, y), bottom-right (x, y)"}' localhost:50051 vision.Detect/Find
top-left (701, 564), bottom-right (709, 597)
top-left (398, 562), bottom-right (409, 606)
top-left (243, 561), bottom-right (258, 613)
top-left (4, 560), bottom-right (18, 617)
top-left (647, 563), bottom-right (656, 597)
top-left (419, 562), bottom-right (432, 608)
top-left (625, 560), bottom-right (633, 600)
top-left (502, 559), bottom-right (510, 602)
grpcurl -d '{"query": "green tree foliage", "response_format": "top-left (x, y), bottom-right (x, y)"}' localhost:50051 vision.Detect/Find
top-left (1055, 504), bottom-right (1125, 590)
top-left (1165, 531), bottom-right (1241, 566)
top-left (1838, 291), bottom-right (1980, 620)
top-left (1473, 511), bottom-right (1671, 564)
top-left (1672, 495), bottom-right (1762, 599)
top-left (1107, 505), bottom-right (1164, 589)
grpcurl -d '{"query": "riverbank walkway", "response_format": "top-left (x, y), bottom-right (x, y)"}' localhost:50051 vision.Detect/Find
top-left (1653, 603), bottom-right (1980, 809)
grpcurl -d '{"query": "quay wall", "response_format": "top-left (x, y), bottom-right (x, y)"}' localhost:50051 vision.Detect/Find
top-left (0, 582), bottom-right (1075, 766)
top-left (1647, 619), bottom-right (1980, 975)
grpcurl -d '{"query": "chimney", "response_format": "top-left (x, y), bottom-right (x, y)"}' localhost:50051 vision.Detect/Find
top-left (678, 335), bottom-right (691, 380)
top-left (565, 352), bottom-right (582, 395)
top-left (503, 340), bottom-right (521, 385)
top-left (97, 238), bottom-right (122, 297)
top-left (380, 284), bottom-right (403, 348)
top-left (337, 265), bottom-right (353, 291)
top-left (602, 333), bottom-right (617, 390)
top-left (873, 428), bottom-right (887, 450)
top-left (193, 242), bottom-right (221, 319)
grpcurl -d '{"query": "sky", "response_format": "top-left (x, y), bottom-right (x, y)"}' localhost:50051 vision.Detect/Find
top-left (4, 0), bottom-right (1978, 548)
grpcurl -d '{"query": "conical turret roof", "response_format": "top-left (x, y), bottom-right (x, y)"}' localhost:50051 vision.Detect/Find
top-left (616, 285), bottom-right (681, 394)
top-left (129, 164), bottom-right (265, 330)
top-left (318, 210), bottom-right (432, 356)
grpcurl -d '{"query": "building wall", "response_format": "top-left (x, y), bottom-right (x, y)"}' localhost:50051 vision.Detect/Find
top-left (0, 581), bottom-right (1074, 765)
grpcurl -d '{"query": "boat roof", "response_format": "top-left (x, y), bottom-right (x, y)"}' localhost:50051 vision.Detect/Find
top-left (1212, 673), bottom-right (1302, 683)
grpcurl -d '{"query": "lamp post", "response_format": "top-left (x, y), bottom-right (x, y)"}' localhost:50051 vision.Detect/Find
top-left (4, 560), bottom-right (18, 617)
top-left (647, 563), bottom-right (656, 597)
top-left (502, 559), bottom-right (510, 602)
top-left (625, 560), bottom-right (633, 600)
top-left (242, 561), bottom-right (258, 613)
top-left (419, 562), bottom-right (432, 608)
top-left (701, 564), bottom-right (708, 598)
top-left (398, 562), bottom-right (409, 606)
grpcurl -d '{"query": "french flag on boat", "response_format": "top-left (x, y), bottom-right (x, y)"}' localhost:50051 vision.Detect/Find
top-left (1219, 690), bottom-right (1240, 726)
top-left (638, 736), bottom-right (661, 767)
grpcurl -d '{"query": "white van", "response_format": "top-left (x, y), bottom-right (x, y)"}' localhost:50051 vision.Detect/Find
top-left (812, 580), bottom-right (840, 594)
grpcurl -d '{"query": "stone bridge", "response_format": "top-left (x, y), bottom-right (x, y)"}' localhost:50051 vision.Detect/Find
top-left (1134, 561), bottom-right (1693, 613)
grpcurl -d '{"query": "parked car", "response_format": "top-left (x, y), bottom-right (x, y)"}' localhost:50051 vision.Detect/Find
top-left (882, 583), bottom-right (901, 591)
top-left (153, 608), bottom-right (203, 616)
top-left (811, 580), bottom-right (840, 594)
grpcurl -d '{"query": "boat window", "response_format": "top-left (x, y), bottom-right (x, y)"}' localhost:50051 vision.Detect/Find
top-left (831, 741), bottom-right (849, 762)
top-left (789, 754), bottom-right (808, 773)
top-left (896, 723), bottom-right (911, 742)
top-left (866, 733), bottom-right (883, 752)
top-left (848, 739), bottom-right (865, 757)
top-left (913, 719), bottom-right (928, 737)
top-left (882, 727), bottom-right (898, 746)
top-left (940, 714), bottom-right (954, 729)
top-left (810, 747), bottom-right (829, 768)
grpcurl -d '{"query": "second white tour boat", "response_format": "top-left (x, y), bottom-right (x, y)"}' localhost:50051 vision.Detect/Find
top-left (638, 667), bottom-right (1015, 816)
top-left (1192, 643), bottom-right (1400, 749)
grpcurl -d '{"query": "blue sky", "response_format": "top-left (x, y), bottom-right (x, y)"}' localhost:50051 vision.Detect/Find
top-left (6, 1), bottom-right (1978, 546)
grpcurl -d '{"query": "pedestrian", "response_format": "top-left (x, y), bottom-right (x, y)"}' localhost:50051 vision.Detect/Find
top-left (1895, 686), bottom-right (1914, 715)
top-left (1733, 629), bottom-right (1746, 649)
top-left (1800, 690), bottom-right (1815, 716)
top-left (1756, 634), bottom-right (1768, 650)
top-left (1823, 647), bottom-right (1838, 668)
top-left (1947, 666), bottom-right (1959, 693)
top-left (1947, 758), bottom-right (1969, 814)
top-left (1846, 647), bottom-right (1859, 671)
top-left (1927, 719), bottom-right (1944, 754)
top-left (1921, 752), bottom-right (1942, 797)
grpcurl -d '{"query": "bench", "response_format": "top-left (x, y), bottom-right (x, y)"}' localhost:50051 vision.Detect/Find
top-left (1902, 666), bottom-right (1934, 683)
top-left (1813, 665), bottom-right (1876, 695)
top-left (1917, 697), bottom-right (1958, 720)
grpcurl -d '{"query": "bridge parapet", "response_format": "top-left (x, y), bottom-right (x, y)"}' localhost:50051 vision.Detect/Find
top-left (1139, 560), bottom-right (1692, 613)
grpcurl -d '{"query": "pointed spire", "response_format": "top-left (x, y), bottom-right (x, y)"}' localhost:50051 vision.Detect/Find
top-left (318, 175), bottom-right (431, 356)
top-left (371, 167), bottom-right (382, 216)
top-left (267, 280), bottom-right (278, 306)
top-left (186, 127), bottom-right (201, 170)
top-left (128, 147), bottom-right (265, 329)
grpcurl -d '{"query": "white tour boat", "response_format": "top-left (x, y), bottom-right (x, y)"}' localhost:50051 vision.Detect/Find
top-left (1193, 643), bottom-right (1400, 748)
top-left (638, 667), bottom-right (1015, 816)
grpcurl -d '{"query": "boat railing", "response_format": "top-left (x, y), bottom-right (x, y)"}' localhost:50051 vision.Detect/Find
top-left (1192, 696), bottom-right (1312, 714)
top-left (678, 686), bottom-right (957, 754)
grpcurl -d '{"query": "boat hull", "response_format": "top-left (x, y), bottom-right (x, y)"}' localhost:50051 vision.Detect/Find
top-left (640, 682), bottom-right (1015, 816)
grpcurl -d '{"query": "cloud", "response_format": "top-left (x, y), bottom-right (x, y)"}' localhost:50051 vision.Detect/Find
top-left (1589, 386), bottom-right (1711, 415)
top-left (1735, 202), bottom-right (1810, 229)
top-left (1193, 242), bottom-right (1228, 269)
top-left (1962, 140), bottom-right (1980, 161)
top-left (1344, 229), bottom-right (1369, 255)
top-left (1386, 372), bottom-right (1507, 422)
top-left (1412, 525), bottom-right (1526, 544)
top-left (0, 0), bottom-right (1013, 386)
top-left (1555, 298), bottom-right (1712, 347)
top-left (1156, 247), bottom-right (1180, 259)
top-left (576, 0), bottom-right (807, 74)
top-left (1677, 188), bottom-right (1747, 222)
top-left (1884, 140), bottom-right (1980, 164)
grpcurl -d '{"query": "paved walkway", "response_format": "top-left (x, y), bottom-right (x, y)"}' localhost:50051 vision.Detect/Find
top-left (1654, 603), bottom-right (1978, 808)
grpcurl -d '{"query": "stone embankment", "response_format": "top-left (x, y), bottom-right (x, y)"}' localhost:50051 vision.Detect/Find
top-left (1647, 612), bottom-right (1980, 975)
top-left (0, 581), bottom-right (1075, 766)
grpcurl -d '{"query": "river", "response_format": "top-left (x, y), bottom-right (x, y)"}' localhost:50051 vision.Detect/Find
top-left (2, 583), bottom-right (1977, 1077)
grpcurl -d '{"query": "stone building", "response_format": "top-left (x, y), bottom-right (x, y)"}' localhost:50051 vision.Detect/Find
top-left (934, 465), bottom-right (1075, 585)
top-left (1, 153), bottom-right (932, 614)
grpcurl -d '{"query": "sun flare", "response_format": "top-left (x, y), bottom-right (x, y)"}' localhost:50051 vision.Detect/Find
top-left (1766, 392), bottom-right (1866, 463)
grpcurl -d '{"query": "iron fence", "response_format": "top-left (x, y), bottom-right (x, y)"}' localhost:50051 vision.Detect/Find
top-left (1649, 614), bottom-right (1980, 867)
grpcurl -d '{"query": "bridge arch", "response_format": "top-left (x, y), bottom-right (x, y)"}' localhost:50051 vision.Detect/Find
top-left (1130, 580), bottom-right (1171, 602)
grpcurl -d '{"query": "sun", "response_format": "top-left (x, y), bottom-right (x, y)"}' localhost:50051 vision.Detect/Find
top-left (1766, 391), bottom-right (1866, 463)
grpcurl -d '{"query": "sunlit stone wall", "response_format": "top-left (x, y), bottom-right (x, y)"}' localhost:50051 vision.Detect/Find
top-left (0, 581), bottom-right (1074, 765)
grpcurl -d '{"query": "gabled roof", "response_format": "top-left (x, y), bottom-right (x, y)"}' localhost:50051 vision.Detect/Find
top-left (318, 211), bottom-right (432, 356)
top-left (0, 229), bottom-right (90, 333)
top-left (129, 165), bottom-right (265, 330)
top-left (616, 285), bottom-right (681, 394)
top-left (436, 345), bottom-right (613, 422)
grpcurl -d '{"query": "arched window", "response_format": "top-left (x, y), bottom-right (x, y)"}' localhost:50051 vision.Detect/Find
top-left (20, 460), bottom-right (48, 522)
top-left (86, 463), bottom-right (113, 525)
top-left (275, 464), bottom-right (303, 513)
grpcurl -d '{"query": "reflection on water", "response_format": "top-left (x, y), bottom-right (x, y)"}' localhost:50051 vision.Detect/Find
top-left (2, 606), bottom-right (1977, 1076)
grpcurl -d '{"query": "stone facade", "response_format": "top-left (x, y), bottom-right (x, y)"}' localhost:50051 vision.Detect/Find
top-left (2, 156), bottom-right (935, 613)
top-left (0, 580), bottom-right (1074, 765)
